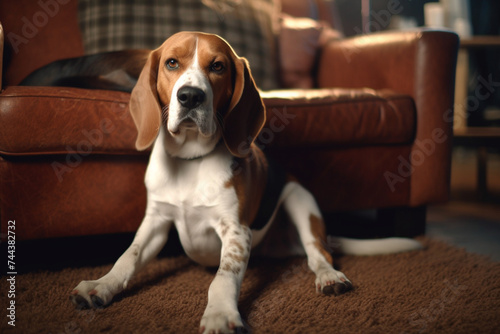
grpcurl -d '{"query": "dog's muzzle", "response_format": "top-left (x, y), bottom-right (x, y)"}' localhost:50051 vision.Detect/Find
top-left (169, 85), bottom-right (216, 137)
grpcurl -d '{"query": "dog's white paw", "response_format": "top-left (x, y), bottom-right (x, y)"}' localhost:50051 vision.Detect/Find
top-left (199, 307), bottom-right (245, 334)
top-left (70, 277), bottom-right (124, 309)
top-left (315, 268), bottom-right (353, 296)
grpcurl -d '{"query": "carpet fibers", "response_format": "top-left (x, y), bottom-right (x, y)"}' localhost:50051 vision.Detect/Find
top-left (2, 237), bottom-right (499, 333)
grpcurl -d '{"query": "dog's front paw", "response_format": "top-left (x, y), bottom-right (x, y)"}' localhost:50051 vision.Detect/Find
top-left (70, 277), bottom-right (123, 309)
top-left (315, 268), bottom-right (353, 296)
top-left (199, 307), bottom-right (246, 334)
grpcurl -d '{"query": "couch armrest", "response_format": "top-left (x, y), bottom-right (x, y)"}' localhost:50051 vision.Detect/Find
top-left (318, 29), bottom-right (459, 206)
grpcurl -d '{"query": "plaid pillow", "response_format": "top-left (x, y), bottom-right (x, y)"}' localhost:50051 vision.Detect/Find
top-left (78, 0), bottom-right (280, 90)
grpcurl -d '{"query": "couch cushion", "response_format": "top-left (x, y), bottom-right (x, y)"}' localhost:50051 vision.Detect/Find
top-left (0, 87), bottom-right (415, 156)
top-left (0, 87), bottom-right (137, 156)
top-left (278, 15), bottom-right (342, 89)
top-left (261, 88), bottom-right (416, 148)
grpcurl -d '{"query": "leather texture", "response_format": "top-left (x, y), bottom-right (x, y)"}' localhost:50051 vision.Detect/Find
top-left (269, 146), bottom-right (412, 212)
top-left (318, 30), bottom-right (459, 206)
top-left (0, 155), bottom-right (148, 240)
top-left (261, 89), bottom-right (416, 148)
top-left (0, 87), bottom-right (137, 155)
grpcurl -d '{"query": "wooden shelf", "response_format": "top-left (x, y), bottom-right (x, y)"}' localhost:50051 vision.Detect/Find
top-left (454, 127), bottom-right (500, 146)
top-left (453, 127), bottom-right (500, 200)
top-left (460, 36), bottom-right (500, 48)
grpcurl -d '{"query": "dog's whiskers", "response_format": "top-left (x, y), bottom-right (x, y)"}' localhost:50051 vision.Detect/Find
top-left (215, 112), bottom-right (225, 132)
top-left (161, 105), bottom-right (169, 123)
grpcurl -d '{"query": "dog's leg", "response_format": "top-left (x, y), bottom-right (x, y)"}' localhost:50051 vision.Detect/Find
top-left (199, 222), bottom-right (252, 334)
top-left (70, 205), bottom-right (172, 309)
top-left (282, 182), bottom-right (353, 296)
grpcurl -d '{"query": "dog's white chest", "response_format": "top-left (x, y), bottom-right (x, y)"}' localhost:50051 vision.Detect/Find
top-left (145, 137), bottom-right (237, 265)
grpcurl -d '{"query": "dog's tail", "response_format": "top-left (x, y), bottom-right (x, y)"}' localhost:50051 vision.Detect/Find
top-left (330, 237), bottom-right (423, 256)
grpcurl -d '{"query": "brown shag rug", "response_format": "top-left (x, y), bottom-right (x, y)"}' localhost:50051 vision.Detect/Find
top-left (2, 237), bottom-right (499, 334)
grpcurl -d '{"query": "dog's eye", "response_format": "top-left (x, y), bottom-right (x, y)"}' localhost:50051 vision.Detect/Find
top-left (166, 59), bottom-right (179, 70)
top-left (210, 62), bottom-right (225, 73)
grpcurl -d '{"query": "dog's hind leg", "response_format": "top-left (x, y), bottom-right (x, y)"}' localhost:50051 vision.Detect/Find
top-left (281, 181), bottom-right (353, 296)
top-left (70, 203), bottom-right (173, 309)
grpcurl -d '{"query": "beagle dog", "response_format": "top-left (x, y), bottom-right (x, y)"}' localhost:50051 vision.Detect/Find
top-left (69, 32), bottom-right (421, 333)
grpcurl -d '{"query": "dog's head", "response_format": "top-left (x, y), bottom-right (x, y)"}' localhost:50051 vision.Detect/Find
top-left (129, 31), bottom-right (265, 159)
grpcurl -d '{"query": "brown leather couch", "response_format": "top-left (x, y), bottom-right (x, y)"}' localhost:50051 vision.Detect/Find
top-left (0, 1), bottom-right (459, 241)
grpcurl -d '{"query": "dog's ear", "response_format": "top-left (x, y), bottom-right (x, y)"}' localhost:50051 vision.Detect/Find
top-left (129, 49), bottom-right (162, 151)
top-left (222, 57), bottom-right (266, 158)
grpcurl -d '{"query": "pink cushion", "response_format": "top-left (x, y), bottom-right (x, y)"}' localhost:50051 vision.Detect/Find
top-left (278, 14), bottom-right (342, 88)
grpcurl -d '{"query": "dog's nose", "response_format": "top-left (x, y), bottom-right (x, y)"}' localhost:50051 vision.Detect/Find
top-left (177, 86), bottom-right (206, 109)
